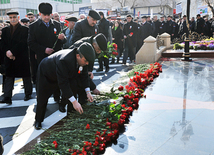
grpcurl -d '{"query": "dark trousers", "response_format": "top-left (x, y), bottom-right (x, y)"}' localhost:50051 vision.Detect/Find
top-left (29, 51), bottom-right (38, 84)
top-left (123, 45), bottom-right (136, 63)
top-left (98, 57), bottom-right (109, 70)
top-left (2, 75), bottom-right (5, 93)
top-left (4, 76), bottom-right (32, 98)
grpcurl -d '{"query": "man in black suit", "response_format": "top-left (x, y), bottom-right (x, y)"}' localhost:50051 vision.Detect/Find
top-left (153, 16), bottom-right (161, 37)
top-left (140, 16), bottom-right (152, 44)
top-left (59, 33), bottom-right (107, 112)
top-left (123, 14), bottom-right (138, 64)
top-left (196, 14), bottom-right (205, 35)
top-left (28, 3), bottom-right (66, 105)
top-left (159, 16), bottom-right (166, 34)
top-left (71, 10), bottom-right (100, 44)
top-left (97, 11), bottom-right (110, 72)
top-left (34, 42), bottom-right (95, 130)
top-left (166, 16), bottom-right (176, 40)
top-left (0, 10), bottom-right (32, 104)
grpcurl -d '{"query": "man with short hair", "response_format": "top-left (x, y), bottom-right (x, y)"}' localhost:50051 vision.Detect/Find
top-left (72, 10), bottom-right (100, 44)
top-left (165, 16), bottom-right (176, 40)
top-left (27, 12), bottom-right (35, 23)
top-left (63, 16), bottom-right (78, 49)
top-left (53, 12), bottom-right (64, 28)
top-left (79, 14), bottom-right (86, 20)
top-left (107, 16), bottom-right (113, 27)
top-left (140, 16), bottom-right (152, 45)
top-left (0, 10), bottom-right (32, 104)
top-left (27, 12), bottom-right (37, 84)
top-left (34, 42), bottom-right (95, 130)
top-left (28, 2), bottom-right (66, 105)
top-left (147, 16), bottom-right (155, 35)
top-left (153, 16), bottom-right (161, 37)
top-left (196, 14), bottom-right (205, 35)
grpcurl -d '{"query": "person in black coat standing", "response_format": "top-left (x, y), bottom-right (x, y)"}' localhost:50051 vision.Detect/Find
top-left (196, 14), bottom-right (205, 36)
top-left (0, 11), bottom-right (32, 104)
top-left (159, 16), bottom-right (166, 34)
top-left (153, 16), bottom-right (161, 37)
top-left (166, 16), bottom-right (176, 40)
top-left (97, 11), bottom-right (110, 72)
top-left (111, 20), bottom-right (124, 63)
top-left (34, 42), bottom-right (95, 130)
top-left (71, 10), bottom-right (100, 44)
top-left (123, 15), bottom-right (138, 64)
top-left (0, 25), bottom-right (5, 93)
top-left (28, 3), bottom-right (66, 105)
top-left (140, 16), bottom-right (152, 44)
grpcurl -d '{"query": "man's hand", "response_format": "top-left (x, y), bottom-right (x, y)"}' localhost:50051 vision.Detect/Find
top-left (172, 34), bottom-right (174, 36)
top-left (35, 54), bottom-right (37, 59)
top-left (88, 72), bottom-right (94, 79)
top-left (129, 33), bottom-right (133, 37)
top-left (201, 33), bottom-right (204, 35)
top-left (6, 50), bottom-right (13, 59)
top-left (92, 89), bottom-right (100, 95)
top-left (124, 35), bottom-right (127, 39)
top-left (45, 48), bottom-right (54, 55)
top-left (87, 92), bottom-right (93, 102)
top-left (112, 38), bottom-right (115, 40)
top-left (58, 33), bottom-right (65, 40)
top-left (72, 100), bottom-right (83, 114)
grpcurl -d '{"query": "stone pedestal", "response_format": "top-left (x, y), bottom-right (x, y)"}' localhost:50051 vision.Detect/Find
top-left (136, 36), bottom-right (157, 64)
top-left (160, 33), bottom-right (171, 48)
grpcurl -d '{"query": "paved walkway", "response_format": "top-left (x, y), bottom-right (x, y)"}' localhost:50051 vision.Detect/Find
top-left (105, 58), bottom-right (214, 155)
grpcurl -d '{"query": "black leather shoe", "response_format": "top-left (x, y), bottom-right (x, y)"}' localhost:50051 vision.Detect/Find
top-left (0, 135), bottom-right (3, 155)
top-left (105, 67), bottom-right (109, 73)
top-left (59, 104), bottom-right (66, 113)
top-left (0, 97), bottom-right (12, 105)
top-left (24, 95), bottom-right (32, 101)
top-left (96, 68), bottom-right (103, 72)
top-left (34, 121), bottom-right (42, 130)
top-left (110, 61), bottom-right (114, 64)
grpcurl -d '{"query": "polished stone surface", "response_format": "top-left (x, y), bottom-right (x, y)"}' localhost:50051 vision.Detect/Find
top-left (104, 58), bottom-right (214, 155)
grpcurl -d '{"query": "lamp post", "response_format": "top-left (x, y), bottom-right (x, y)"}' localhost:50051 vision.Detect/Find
top-left (181, 0), bottom-right (192, 61)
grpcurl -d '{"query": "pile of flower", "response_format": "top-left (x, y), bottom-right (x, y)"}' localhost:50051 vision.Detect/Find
top-left (98, 42), bottom-right (118, 59)
top-left (173, 37), bottom-right (214, 50)
top-left (23, 62), bottom-right (162, 155)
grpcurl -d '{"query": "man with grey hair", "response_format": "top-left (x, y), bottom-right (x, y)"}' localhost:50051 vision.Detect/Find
top-left (79, 14), bottom-right (86, 20)
top-left (53, 12), bottom-right (64, 28)
top-left (71, 9), bottom-right (100, 44)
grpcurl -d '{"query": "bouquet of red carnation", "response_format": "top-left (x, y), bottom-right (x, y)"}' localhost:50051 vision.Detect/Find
top-left (99, 41), bottom-right (118, 59)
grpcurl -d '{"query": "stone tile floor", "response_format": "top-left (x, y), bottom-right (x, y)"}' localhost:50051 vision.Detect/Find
top-left (104, 58), bottom-right (214, 155)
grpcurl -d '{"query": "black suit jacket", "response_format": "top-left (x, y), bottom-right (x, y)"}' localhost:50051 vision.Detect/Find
top-left (98, 18), bottom-right (109, 38)
top-left (71, 18), bottom-right (99, 44)
top-left (40, 49), bottom-right (89, 99)
top-left (159, 21), bottom-right (166, 34)
top-left (123, 20), bottom-right (138, 48)
top-left (140, 22), bottom-right (152, 42)
top-left (28, 18), bottom-right (66, 64)
top-left (1, 23), bottom-right (31, 77)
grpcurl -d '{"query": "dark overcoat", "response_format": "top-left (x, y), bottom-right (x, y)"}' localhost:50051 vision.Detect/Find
top-left (123, 20), bottom-right (138, 48)
top-left (71, 18), bottom-right (99, 44)
top-left (28, 18), bottom-right (66, 64)
top-left (1, 23), bottom-right (31, 77)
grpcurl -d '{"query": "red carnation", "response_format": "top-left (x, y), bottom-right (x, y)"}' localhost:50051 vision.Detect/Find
top-left (111, 123), bottom-right (119, 130)
top-left (86, 124), bottom-right (90, 129)
top-left (120, 115), bottom-right (126, 119)
top-left (118, 118), bottom-right (125, 126)
top-left (118, 85), bottom-right (124, 91)
top-left (133, 98), bottom-right (139, 104)
top-left (132, 103), bottom-right (139, 109)
top-left (130, 32), bottom-right (133, 35)
top-left (64, 20), bottom-right (69, 27)
top-left (113, 43), bottom-right (118, 51)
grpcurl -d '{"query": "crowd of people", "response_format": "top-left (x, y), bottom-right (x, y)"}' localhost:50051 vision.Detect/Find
top-left (1, 2), bottom-right (214, 150)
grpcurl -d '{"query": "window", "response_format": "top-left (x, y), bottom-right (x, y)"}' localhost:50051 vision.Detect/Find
top-left (0, 0), bottom-right (10, 4)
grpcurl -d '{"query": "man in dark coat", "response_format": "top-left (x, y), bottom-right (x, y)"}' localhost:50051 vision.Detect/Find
top-left (147, 16), bottom-right (155, 36)
top-left (190, 17), bottom-right (196, 32)
top-left (196, 14), bottom-right (205, 35)
top-left (71, 9), bottom-right (100, 44)
top-left (134, 18), bottom-right (142, 53)
top-left (62, 16), bottom-right (77, 49)
top-left (159, 16), bottom-right (166, 34)
top-left (97, 11), bottom-right (110, 72)
top-left (140, 16), bottom-right (152, 44)
top-left (165, 16), bottom-right (176, 40)
top-left (34, 42), bottom-right (95, 130)
top-left (180, 15), bottom-right (189, 36)
top-left (153, 16), bottom-right (161, 37)
top-left (123, 15), bottom-right (138, 64)
top-left (27, 12), bottom-right (37, 84)
top-left (28, 2), bottom-right (66, 105)
top-left (57, 33), bottom-right (107, 112)
top-left (0, 10), bottom-right (32, 104)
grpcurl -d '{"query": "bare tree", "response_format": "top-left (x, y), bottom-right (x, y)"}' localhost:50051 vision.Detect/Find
top-left (203, 0), bottom-right (214, 16)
